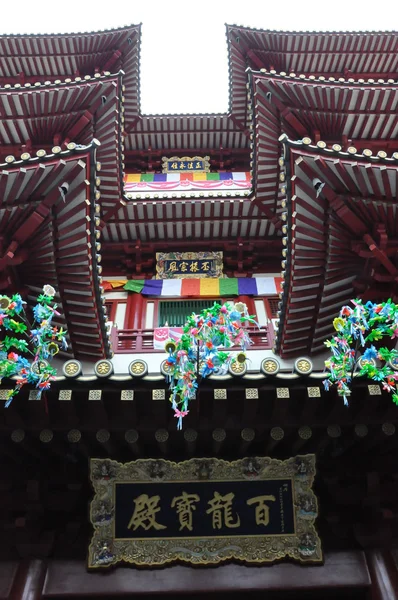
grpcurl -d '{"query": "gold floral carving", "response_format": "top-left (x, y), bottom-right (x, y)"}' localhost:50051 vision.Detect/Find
top-left (261, 358), bottom-right (280, 375)
top-left (295, 359), bottom-right (313, 374)
top-left (88, 455), bottom-right (322, 569)
top-left (63, 360), bottom-right (81, 377)
top-left (129, 360), bottom-right (147, 376)
top-left (230, 360), bottom-right (246, 375)
top-left (95, 361), bottom-right (112, 376)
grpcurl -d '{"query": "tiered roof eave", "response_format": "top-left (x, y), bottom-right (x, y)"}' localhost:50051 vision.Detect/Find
top-left (275, 135), bottom-right (398, 357)
top-left (0, 23), bottom-right (142, 121)
top-left (0, 140), bottom-right (112, 360)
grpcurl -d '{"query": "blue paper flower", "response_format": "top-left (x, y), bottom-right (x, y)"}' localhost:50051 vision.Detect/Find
top-left (33, 304), bottom-right (49, 322)
top-left (363, 345), bottom-right (378, 361)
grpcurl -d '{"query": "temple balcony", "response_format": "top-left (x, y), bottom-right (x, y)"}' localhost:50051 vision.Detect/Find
top-left (104, 323), bottom-right (331, 375)
top-left (111, 325), bottom-right (274, 354)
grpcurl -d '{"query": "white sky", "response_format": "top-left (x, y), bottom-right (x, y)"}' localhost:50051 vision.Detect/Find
top-left (1, 0), bottom-right (397, 114)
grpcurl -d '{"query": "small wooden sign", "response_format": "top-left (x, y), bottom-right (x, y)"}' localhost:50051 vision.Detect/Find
top-left (156, 251), bottom-right (223, 279)
top-left (88, 455), bottom-right (322, 569)
top-left (162, 156), bottom-right (210, 173)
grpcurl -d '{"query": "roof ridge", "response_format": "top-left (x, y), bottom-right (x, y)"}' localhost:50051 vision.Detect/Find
top-left (279, 134), bottom-right (398, 163)
top-left (0, 23), bottom-right (141, 38)
top-left (0, 140), bottom-right (100, 168)
top-left (250, 67), bottom-right (398, 87)
top-left (0, 71), bottom-right (123, 91)
top-left (225, 23), bottom-right (398, 35)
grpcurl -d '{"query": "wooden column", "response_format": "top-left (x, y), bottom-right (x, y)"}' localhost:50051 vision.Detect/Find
top-left (9, 559), bottom-right (46, 600)
top-left (128, 292), bottom-right (144, 329)
top-left (366, 549), bottom-right (398, 600)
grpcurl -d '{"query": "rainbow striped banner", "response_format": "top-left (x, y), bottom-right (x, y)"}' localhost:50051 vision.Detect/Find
top-left (124, 172), bottom-right (251, 192)
top-left (121, 277), bottom-right (282, 297)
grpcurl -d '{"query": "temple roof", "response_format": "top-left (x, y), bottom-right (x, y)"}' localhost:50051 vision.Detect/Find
top-left (125, 114), bottom-right (250, 172)
top-left (0, 141), bottom-right (110, 360)
top-left (102, 194), bottom-right (274, 244)
top-left (275, 136), bottom-right (398, 357)
top-left (0, 24), bottom-right (141, 121)
top-left (250, 70), bottom-right (398, 227)
top-left (0, 73), bottom-right (124, 214)
top-left (227, 24), bottom-right (398, 139)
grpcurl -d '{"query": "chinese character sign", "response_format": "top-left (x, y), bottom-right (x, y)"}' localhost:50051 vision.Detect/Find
top-left (164, 259), bottom-right (214, 276)
top-left (115, 479), bottom-right (291, 539)
top-left (156, 252), bottom-right (223, 279)
top-left (162, 156), bottom-right (210, 173)
top-left (88, 456), bottom-right (322, 568)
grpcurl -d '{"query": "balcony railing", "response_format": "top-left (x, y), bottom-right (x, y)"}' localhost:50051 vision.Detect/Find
top-left (112, 325), bottom-right (274, 354)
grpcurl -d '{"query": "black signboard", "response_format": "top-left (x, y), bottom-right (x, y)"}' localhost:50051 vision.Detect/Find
top-left (114, 479), bottom-right (294, 539)
top-left (88, 456), bottom-right (322, 568)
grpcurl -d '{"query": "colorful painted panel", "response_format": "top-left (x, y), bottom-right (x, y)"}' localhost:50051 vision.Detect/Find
top-left (88, 455), bottom-right (322, 568)
top-left (124, 171), bottom-right (251, 193)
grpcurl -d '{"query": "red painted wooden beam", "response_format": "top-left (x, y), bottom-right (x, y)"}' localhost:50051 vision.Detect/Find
top-left (363, 234), bottom-right (398, 278)
top-left (64, 109), bottom-right (93, 141)
top-left (102, 50), bottom-right (122, 72)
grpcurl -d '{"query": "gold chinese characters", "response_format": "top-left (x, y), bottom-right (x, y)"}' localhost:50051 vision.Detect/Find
top-left (127, 491), bottom-right (277, 532)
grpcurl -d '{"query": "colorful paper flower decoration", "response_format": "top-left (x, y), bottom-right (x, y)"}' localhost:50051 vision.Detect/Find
top-left (0, 286), bottom-right (67, 406)
top-left (165, 302), bottom-right (257, 428)
top-left (324, 299), bottom-right (398, 405)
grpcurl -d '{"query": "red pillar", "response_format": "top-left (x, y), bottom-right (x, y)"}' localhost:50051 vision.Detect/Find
top-left (366, 550), bottom-right (398, 600)
top-left (10, 559), bottom-right (46, 600)
top-left (126, 293), bottom-right (144, 329)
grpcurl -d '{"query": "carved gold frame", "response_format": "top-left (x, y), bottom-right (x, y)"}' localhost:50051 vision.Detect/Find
top-left (88, 455), bottom-right (322, 569)
top-left (162, 155), bottom-right (210, 173)
top-left (155, 251), bottom-right (223, 280)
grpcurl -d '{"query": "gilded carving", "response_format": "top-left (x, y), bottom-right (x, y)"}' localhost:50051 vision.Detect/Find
top-left (88, 455), bottom-right (322, 569)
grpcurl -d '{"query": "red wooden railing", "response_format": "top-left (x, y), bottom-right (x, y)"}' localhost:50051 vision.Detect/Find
top-left (112, 325), bottom-right (274, 354)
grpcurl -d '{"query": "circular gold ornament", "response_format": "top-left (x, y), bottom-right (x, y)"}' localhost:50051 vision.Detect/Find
top-left (94, 359), bottom-right (113, 378)
top-left (128, 359), bottom-right (148, 378)
top-left (160, 360), bottom-right (173, 376)
top-left (260, 357), bottom-right (280, 375)
top-left (294, 358), bottom-right (313, 375)
top-left (31, 360), bottom-right (49, 374)
top-left (229, 360), bottom-right (247, 376)
top-left (63, 360), bottom-right (82, 378)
